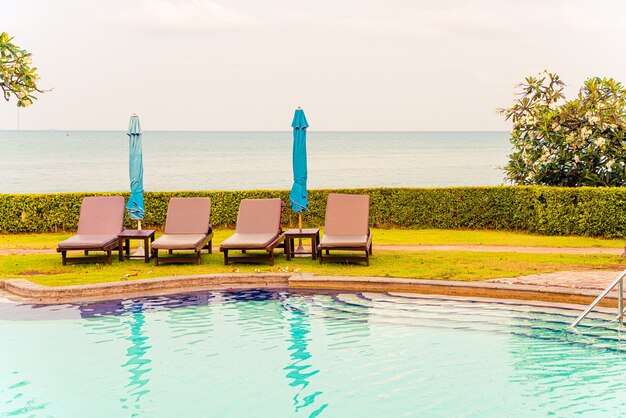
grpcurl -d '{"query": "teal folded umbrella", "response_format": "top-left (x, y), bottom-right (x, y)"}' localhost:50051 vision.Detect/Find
top-left (289, 108), bottom-right (309, 213)
top-left (126, 115), bottom-right (144, 220)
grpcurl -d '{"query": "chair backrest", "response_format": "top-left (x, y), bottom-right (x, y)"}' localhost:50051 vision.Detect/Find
top-left (235, 198), bottom-right (283, 234)
top-left (324, 193), bottom-right (370, 235)
top-left (77, 196), bottom-right (125, 235)
top-left (164, 198), bottom-right (212, 234)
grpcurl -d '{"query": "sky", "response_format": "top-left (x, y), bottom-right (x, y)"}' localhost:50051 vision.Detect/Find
top-left (2, 0), bottom-right (626, 131)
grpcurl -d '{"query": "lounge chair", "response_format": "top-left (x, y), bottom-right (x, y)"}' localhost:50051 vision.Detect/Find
top-left (57, 196), bottom-right (125, 265)
top-left (220, 198), bottom-right (285, 266)
top-left (152, 198), bottom-right (214, 265)
top-left (318, 193), bottom-right (372, 265)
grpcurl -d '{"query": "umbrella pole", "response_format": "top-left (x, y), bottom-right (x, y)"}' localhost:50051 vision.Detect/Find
top-left (295, 212), bottom-right (306, 255)
top-left (133, 219), bottom-right (145, 257)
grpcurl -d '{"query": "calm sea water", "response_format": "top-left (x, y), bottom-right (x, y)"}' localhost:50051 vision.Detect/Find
top-left (0, 131), bottom-right (510, 193)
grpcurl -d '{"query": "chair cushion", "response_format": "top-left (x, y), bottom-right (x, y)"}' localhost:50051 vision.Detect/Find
top-left (164, 198), bottom-right (212, 234)
top-left (58, 235), bottom-right (118, 250)
top-left (220, 233), bottom-right (279, 249)
top-left (319, 234), bottom-right (369, 248)
top-left (324, 194), bottom-right (370, 236)
top-left (77, 196), bottom-right (125, 235)
top-left (152, 234), bottom-right (208, 250)
top-left (236, 199), bottom-right (283, 234)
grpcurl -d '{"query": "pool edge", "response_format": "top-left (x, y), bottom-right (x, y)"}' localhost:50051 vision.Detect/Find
top-left (289, 275), bottom-right (617, 308)
top-left (0, 274), bottom-right (291, 304)
top-left (0, 274), bottom-right (614, 308)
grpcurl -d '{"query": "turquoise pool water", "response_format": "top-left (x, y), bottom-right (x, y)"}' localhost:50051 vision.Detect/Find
top-left (1, 290), bottom-right (625, 417)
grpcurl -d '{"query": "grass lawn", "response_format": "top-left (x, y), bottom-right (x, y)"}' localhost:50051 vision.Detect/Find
top-left (0, 250), bottom-right (624, 287)
top-left (374, 229), bottom-right (625, 248)
top-left (1, 228), bottom-right (623, 287)
top-left (0, 228), bottom-right (624, 250)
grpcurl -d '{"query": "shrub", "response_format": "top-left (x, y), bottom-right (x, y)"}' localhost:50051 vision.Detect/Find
top-left (1, 187), bottom-right (626, 237)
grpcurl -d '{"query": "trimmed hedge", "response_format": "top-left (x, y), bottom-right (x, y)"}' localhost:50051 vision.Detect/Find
top-left (1, 187), bottom-right (626, 237)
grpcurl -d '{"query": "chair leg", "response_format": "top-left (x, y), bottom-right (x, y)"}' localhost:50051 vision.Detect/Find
top-left (326, 249), bottom-right (330, 255)
top-left (106, 249), bottom-right (112, 265)
top-left (269, 249), bottom-right (274, 266)
top-left (369, 242), bottom-right (373, 255)
top-left (242, 249), bottom-right (246, 254)
top-left (196, 251), bottom-right (201, 265)
top-left (223, 249), bottom-right (229, 265)
top-left (61, 251), bottom-right (67, 266)
top-left (365, 250), bottom-right (369, 266)
top-left (154, 249), bottom-right (159, 266)
top-left (168, 249), bottom-right (173, 255)
top-left (84, 250), bottom-right (89, 256)
top-left (208, 239), bottom-right (212, 254)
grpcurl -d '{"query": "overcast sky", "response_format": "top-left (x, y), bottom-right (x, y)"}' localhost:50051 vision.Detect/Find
top-left (2, 0), bottom-right (626, 131)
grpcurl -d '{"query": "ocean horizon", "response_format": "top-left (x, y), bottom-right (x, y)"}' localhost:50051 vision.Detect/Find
top-left (0, 130), bottom-right (511, 194)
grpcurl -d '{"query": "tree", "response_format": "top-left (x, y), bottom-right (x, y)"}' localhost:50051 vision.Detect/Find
top-left (0, 32), bottom-right (43, 107)
top-left (499, 71), bottom-right (626, 186)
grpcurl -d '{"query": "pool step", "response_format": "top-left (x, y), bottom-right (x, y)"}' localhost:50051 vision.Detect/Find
top-left (280, 293), bottom-right (626, 353)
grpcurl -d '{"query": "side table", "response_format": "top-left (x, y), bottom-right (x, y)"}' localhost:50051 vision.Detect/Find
top-left (284, 228), bottom-right (320, 261)
top-left (118, 229), bottom-right (156, 263)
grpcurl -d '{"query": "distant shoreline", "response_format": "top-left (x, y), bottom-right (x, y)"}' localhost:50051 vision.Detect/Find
top-left (0, 129), bottom-right (510, 134)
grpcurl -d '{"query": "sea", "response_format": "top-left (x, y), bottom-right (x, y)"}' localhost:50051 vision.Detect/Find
top-left (0, 131), bottom-right (510, 194)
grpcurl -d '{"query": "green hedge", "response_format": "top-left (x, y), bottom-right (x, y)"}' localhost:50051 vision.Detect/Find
top-left (1, 187), bottom-right (626, 237)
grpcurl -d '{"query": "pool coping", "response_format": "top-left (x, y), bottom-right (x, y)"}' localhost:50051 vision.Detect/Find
top-left (0, 273), bottom-right (616, 308)
top-left (0, 274), bottom-right (292, 303)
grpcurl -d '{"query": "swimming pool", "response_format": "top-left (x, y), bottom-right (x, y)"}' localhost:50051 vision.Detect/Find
top-left (1, 290), bottom-right (625, 417)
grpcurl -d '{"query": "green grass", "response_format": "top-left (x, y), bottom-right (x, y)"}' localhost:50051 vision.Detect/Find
top-left (1, 228), bottom-right (623, 288)
top-left (1, 228), bottom-right (624, 250)
top-left (1, 250), bottom-right (623, 287)
top-left (0, 233), bottom-right (73, 249)
top-left (372, 229), bottom-right (625, 248)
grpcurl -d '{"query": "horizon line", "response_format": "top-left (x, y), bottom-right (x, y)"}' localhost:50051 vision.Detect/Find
top-left (0, 129), bottom-right (510, 133)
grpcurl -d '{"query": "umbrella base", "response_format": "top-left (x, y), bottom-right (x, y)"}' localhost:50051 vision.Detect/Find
top-left (132, 246), bottom-right (145, 258)
top-left (293, 244), bottom-right (310, 257)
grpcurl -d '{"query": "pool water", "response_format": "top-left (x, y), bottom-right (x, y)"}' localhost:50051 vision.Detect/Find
top-left (1, 290), bottom-right (625, 417)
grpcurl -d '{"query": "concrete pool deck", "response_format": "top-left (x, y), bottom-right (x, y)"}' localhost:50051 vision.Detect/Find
top-left (0, 270), bottom-right (623, 310)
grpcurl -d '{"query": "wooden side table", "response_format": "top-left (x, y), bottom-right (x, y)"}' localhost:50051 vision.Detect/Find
top-left (118, 229), bottom-right (156, 263)
top-left (284, 228), bottom-right (320, 261)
